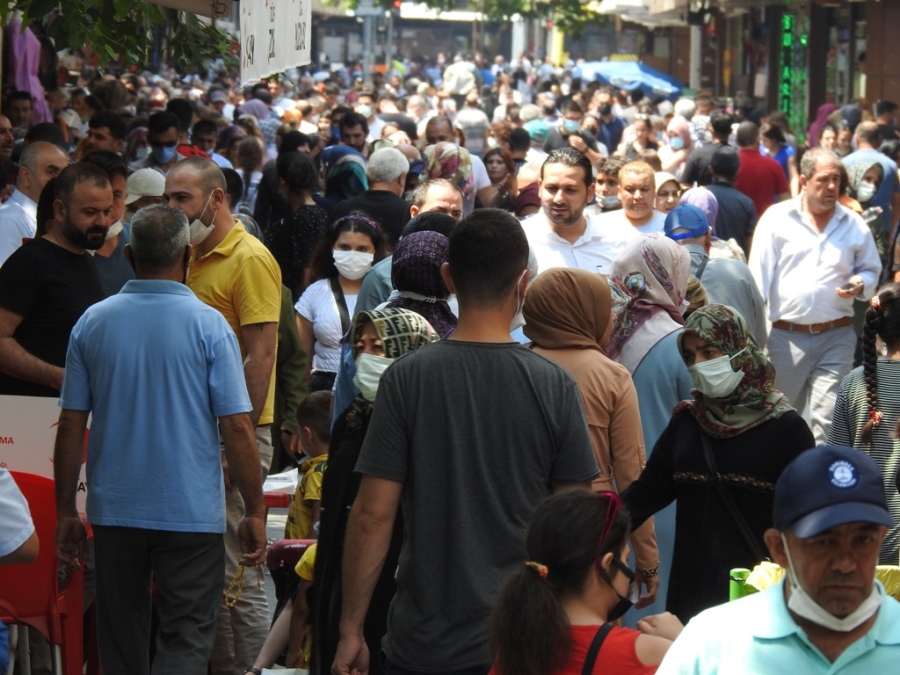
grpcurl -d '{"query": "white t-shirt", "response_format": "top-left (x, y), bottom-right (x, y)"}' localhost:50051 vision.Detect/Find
top-left (597, 208), bottom-right (667, 235)
top-left (0, 468), bottom-right (34, 558)
top-left (466, 154), bottom-right (491, 215)
top-left (295, 279), bottom-right (358, 374)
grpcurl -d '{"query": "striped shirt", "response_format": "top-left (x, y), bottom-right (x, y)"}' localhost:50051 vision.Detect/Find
top-left (829, 361), bottom-right (900, 564)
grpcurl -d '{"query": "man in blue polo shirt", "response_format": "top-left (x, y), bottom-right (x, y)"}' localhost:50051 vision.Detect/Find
top-left (658, 445), bottom-right (900, 674)
top-left (53, 204), bottom-right (268, 674)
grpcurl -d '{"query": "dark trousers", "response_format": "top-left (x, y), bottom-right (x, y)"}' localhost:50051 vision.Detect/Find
top-left (92, 525), bottom-right (224, 675)
top-left (381, 653), bottom-right (489, 675)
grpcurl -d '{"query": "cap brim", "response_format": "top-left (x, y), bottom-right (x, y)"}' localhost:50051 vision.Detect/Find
top-left (788, 503), bottom-right (894, 538)
top-left (124, 194), bottom-right (142, 205)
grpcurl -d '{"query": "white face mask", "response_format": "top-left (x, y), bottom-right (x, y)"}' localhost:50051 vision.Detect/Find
top-left (857, 181), bottom-right (877, 203)
top-left (356, 104), bottom-right (373, 119)
top-left (781, 534), bottom-right (883, 632)
top-left (687, 347), bottom-right (747, 399)
top-left (105, 220), bottom-right (124, 240)
top-left (189, 192), bottom-right (215, 245)
top-left (510, 270), bottom-right (528, 333)
top-left (353, 353), bottom-right (394, 402)
top-left (333, 250), bottom-right (374, 280)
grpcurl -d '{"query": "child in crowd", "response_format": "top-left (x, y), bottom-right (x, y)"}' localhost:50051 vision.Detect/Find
top-left (285, 391), bottom-right (332, 540)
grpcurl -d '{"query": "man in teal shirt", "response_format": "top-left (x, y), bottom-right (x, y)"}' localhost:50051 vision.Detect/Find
top-left (658, 445), bottom-right (900, 674)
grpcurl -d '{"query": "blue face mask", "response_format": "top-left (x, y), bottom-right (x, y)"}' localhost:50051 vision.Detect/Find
top-left (152, 144), bottom-right (177, 164)
top-left (670, 136), bottom-right (685, 151)
top-left (563, 119), bottom-right (581, 134)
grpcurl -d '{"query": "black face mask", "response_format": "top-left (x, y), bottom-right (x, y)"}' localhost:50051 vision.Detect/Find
top-left (602, 558), bottom-right (639, 622)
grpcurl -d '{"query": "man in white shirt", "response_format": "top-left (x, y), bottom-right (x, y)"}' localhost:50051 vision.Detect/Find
top-left (749, 148), bottom-right (882, 443)
top-left (522, 147), bottom-right (639, 275)
top-left (0, 141), bottom-right (67, 264)
top-left (596, 160), bottom-right (667, 235)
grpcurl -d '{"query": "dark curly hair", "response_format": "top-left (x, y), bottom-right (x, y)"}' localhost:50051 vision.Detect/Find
top-left (861, 282), bottom-right (900, 443)
top-left (307, 213), bottom-right (388, 283)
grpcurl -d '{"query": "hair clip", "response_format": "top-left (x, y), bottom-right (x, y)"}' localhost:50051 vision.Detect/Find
top-left (870, 409), bottom-right (884, 426)
top-left (524, 561), bottom-right (549, 579)
top-left (872, 295), bottom-right (883, 312)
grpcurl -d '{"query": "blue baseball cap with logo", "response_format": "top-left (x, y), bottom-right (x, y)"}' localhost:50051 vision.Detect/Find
top-left (664, 204), bottom-right (711, 241)
top-left (774, 445), bottom-right (893, 538)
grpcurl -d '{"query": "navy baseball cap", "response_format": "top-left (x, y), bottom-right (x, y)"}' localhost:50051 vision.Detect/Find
top-left (664, 204), bottom-right (710, 241)
top-left (774, 445), bottom-right (893, 538)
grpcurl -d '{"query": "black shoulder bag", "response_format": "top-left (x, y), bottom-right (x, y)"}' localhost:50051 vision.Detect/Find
top-left (580, 623), bottom-right (613, 675)
top-left (328, 276), bottom-right (351, 336)
top-left (699, 433), bottom-right (769, 563)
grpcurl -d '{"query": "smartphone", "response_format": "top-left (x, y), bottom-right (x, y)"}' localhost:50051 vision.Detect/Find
top-left (840, 282), bottom-right (864, 293)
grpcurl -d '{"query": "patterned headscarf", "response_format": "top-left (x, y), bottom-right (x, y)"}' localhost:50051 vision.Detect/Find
top-left (386, 232), bottom-right (456, 339)
top-left (675, 304), bottom-right (794, 439)
top-left (523, 268), bottom-right (611, 353)
top-left (679, 187), bottom-right (718, 233)
top-left (423, 142), bottom-right (474, 201)
top-left (847, 160), bottom-right (883, 202)
top-left (320, 145), bottom-right (369, 199)
top-left (350, 308), bottom-right (439, 359)
top-left (607, 235), bottom-right (691, 374)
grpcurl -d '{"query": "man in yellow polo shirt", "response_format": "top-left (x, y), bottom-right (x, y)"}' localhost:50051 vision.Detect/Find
top-left (165, 157), bottom-right (281, 675)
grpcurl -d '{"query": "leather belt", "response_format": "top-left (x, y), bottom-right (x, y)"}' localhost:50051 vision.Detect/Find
top-left (771, 317), bottom-right (853, 335)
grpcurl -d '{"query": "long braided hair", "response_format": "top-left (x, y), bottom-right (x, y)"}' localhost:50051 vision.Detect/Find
top-left (861, 283), bottom-right (900, 443)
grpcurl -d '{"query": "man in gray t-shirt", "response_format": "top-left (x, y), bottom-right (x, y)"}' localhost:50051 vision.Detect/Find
top-left (333, 208), bottom-right (599, 675)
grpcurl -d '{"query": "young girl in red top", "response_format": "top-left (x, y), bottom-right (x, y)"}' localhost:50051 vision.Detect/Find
top-left (489, 490), bottom-right (683, 675)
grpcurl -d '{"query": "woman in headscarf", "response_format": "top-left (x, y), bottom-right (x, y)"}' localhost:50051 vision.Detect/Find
top-left (808, 102), bottom-right (840, 148)
top-left (621, 304), bottom-right (813, 622)
top-left (847, 160), bottom-right (888, 264)
top-left (659, 115), bottom-right (693, 179)
top-left (310, 308), bottom-right (438, 675)
top-left (523, 268), bottom-right (660, 608)
top-left (607, 235), bottom-right (692, 625)
top-left (315, 145), bottom-right (369, 218)
top-left (385, 231), bottom-right (457, 338)
top-left (422, 141), bottom-right (476, 215)
top-left (680, 186), bottom-right (746, 262)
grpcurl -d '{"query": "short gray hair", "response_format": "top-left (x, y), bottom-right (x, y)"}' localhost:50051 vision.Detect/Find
top-left (130, 205), bottom-right (189, 271)
top-left (20, 141), bottom-right (65, 173)
top-left (367, 147), bottom-right (409, 183)
top-left (800, 147), bottom-right (839, 180)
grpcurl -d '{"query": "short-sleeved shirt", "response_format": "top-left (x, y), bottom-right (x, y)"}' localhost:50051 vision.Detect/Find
top-left (295, 278), bottom-right (356, 374)
top-left (60, 279), bottom-right (252, 532)
top-left (356, 340), bottom-right (599, 670)
top-left (656, 579), bottom-right (900, 674)
top-left (523, 211), bottom-right (639, 275)
top-left (286, 454), bottom-right (328, 539)
top-left (0, 468), bottom-right (34, 557)
top-left (705, 183), bottom-right (757, 254)
top-left (0, 189), bottom-right (37, 265)
top-left (187, 221), bottom-right (281, 425)
top-left (734, 149), bottom-right (789, 221)
top-left (0, 237), bottom-right (104, 396)
top-left (294, 542), bottom-right (318, 581)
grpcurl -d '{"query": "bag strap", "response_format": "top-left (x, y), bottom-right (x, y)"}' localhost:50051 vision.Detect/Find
top-left (695, 255), bottom-right (709, 280)
top-left (581, 623), bottom-right (613, 675)
top-left (699, 433), bottom-right (768, 562)
top-left (328, 275), bottom-right (351, 335)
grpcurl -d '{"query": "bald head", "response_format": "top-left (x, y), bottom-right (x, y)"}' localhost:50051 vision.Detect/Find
top-left (19, 141), bottom-right (68, 202)
top-left (167, 156), bottom-right (227, 194)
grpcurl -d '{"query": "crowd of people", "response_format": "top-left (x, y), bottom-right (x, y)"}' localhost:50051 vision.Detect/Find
top-left (1, 51), bottom-right (900, 675)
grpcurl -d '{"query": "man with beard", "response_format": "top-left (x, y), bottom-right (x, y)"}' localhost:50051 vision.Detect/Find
top-left (0, 115), bottom-right (17, 192)
top-left (0, 163), bottom-right (110, 396)
top-left (522, 147), bottom-right (638, 275)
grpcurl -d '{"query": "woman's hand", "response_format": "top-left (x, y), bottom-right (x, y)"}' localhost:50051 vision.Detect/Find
top-left (637, 612), bottom-right (684, 641)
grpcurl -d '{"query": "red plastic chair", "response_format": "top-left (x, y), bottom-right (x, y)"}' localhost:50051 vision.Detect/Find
top-left (0, 472), bottom-right (84, 675)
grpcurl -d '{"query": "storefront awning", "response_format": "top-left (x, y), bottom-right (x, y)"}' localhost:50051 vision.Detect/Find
top-left (590, 0), bottom-right (685, 27)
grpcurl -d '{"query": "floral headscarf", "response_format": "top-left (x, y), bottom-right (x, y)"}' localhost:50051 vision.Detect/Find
top-left (675, 304), bottom-right (794, 439)
top-left (523, 268), bottom-right (612, 353)
top-left (607, 235), bottom-right (691, 374)
top-left (423, 142), bottom-right (474, 201)
top-left (386, 232), bottom-right (457, 339)
top-left (350, 308), bottom-right (439, 359)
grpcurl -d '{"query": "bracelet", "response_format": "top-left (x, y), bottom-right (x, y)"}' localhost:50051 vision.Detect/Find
top-left (636, 566), bottom-right (659, 578)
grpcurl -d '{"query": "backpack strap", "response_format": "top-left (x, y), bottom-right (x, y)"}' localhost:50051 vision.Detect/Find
top-left (581, 623), bottom-right (613, 675)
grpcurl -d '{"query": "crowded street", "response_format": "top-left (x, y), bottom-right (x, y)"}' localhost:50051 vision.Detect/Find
top-left (2, 1), bottom-right (900, 673)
